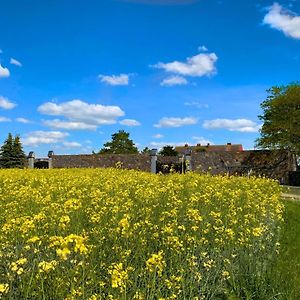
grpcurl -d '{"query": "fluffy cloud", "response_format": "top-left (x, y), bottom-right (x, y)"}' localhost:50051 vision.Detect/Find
top-left (154, 117), bottom-right (198, 128)
top-left (154, 52), bottom-right (217, 77)
top-left (198, 45), bottom-right (208, 52)
top-left (184, 101), bottom-right (209, 109)
top-left (0, 116), bottom-right (11, 122)
top-left (161, 76), bottom-right (188, 87)
top-left (119, 119), bottom-right (141, 126)
top-left (192, 136), bottom-right (213, 145)
top-left (99, 74), bottom-right (130, 86)
top-left (22, 131), bottom-right (69, 146)
top-left (263, 3), bottom-right (300, 39)
top-left (0, 64), bottom-right (10, 78)
top-left (10, 58), bottom-right (22, 67)
top-left (0, 49), bottom-right (3, 54)
top-left (203, 118), bottom-right (262, 132)
top-left (38, 99), bottom-right (125, 130)
top-left (153, 134), bottom-right (164, 139)
top-left (43, 119), bottom-right (97, 130)
top-left (16, 117), bottom-right (31, 124)
top-left (0, 96), bottom-right (16, 109)
top-left (150, 141), bottom-right (187, 150)
top-left (62, 141), bottom-right (82, 148)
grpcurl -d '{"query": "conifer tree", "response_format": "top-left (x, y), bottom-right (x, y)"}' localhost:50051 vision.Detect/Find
top-left (12, 135), bottom-right (26, 168)
top-left (0, 133), bottom-right (14, 168)
top-left (0, 133), bottom-right (26, 168)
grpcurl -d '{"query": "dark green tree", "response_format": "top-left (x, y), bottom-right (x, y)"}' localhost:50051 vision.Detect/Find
top-left (0, 133), bottom-right (14, 168)
top-left (159, 145), bottom-right (178, 157)
top-left (141, 147), bottom-right (151, 154)
top-left (0, 133), bottom-right (26, 168)
top-left (99, 130), bottom-right (138, 154)
top-left (256, 84), bottom-right (300, 154)
top-left (12, 135), bottom-right (26, 168)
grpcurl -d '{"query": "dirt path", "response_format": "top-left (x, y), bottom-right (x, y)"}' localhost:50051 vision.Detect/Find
top-left (282, 193), bottom-right (300, 201)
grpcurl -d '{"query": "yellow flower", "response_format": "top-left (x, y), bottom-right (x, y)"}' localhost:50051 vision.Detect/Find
top-left (146, 251), bottom-right (166, 277)
top-left (38, 260), bottom-right (58, 273)
top-left (0, 283), bottom-right (9, 294)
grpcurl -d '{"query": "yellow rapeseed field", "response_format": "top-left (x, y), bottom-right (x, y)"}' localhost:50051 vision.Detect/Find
top-left (0, 169), bottom-right (283, 299)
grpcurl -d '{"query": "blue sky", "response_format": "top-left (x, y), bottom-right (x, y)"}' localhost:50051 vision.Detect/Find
top-left (0, 0), bottom-right (300, 156)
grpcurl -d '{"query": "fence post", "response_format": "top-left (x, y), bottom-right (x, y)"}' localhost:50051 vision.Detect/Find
top-left (48, 150), bottom-right (54, 169)
top-left (150, 149), bottom-right (157, 174)
top-left (28, 152), bottom-right (35, 169)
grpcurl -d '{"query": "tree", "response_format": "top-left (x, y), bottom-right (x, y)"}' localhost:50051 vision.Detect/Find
top-left (256, 84), bottom-right (300, 154)
top-left (99, 130), bottom-right (138, 154)
top-left (141, 147), bottom-right (151, 154)
top-left (159, 145), bottom-right (178, 157)
top-left (12, 135), bottom-right (26, 168)
top-left (0, 133), bottom-right (26, 168)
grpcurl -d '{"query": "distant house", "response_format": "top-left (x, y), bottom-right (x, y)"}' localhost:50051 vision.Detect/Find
top-left (175, 143), bottom-right (243, 154)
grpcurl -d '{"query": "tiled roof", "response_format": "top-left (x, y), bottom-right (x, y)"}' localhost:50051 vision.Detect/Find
top-left (175, 143), bottom-right (243, 153)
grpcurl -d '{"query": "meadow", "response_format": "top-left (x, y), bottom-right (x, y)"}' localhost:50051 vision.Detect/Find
top-left (0, 169), bottom-right (284, 299)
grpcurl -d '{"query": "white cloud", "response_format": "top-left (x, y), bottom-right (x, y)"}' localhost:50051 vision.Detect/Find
top-left (119, 119), bottom-right (141, 126)
top-left (16, 117), bottom-right (31, 124)
top-left (10, 57), bottom-right (22, 67)
top-left (192, 136), bottom-right (213, 145)
top-left (263, 2), bottom-right (300, 39)
top-left (198, 45), bottom-right (208, 52)
top-left (43, 119), bottom-right (97, 130)
top-left (0, 116), bottom-right (11, 122)
top-left (22, 131), bottom-right (69, 147)
top-left (0, 64), bottom-right (10, 78)
top-left (153, 134), bottom-right (164, 139)
top-left (160, 76), bottom-right (188, 87)
top-left (0, 49), bottom-right (3, 54)
top-left (99, 74), bottom-right (130, 86)
top-left (38, 99), bottom-right (125, 130)
top-left (150, 141), bottom-right (187, 150)
top-left (153, 52), bottom-right (217, 77)
top-left (10, 58), bottom-right (22, 67)
top-left (0, 96), bottom-right (16, 109)
top-left (203, 118), bottom-right (262, 132)
top-left (62, 141), bottom-right (82, 148)
top-left (154, 117), bottom-right (198, 128)
top-left (184, 101), bottom-right (209, 109)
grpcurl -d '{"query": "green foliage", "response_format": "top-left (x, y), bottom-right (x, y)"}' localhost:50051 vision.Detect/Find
top-left (141, 147), bottom-right (151, 154)
top-left (256, 83), bottom-right (300, 154)
top-left (159, 145), bottom-right (178, 157)
top-left (0, 133), bottom-right (26, 168)
top-left (99, 130), bottom-right (138, 154)
top-left (275, 200), bottom-right (300, 298)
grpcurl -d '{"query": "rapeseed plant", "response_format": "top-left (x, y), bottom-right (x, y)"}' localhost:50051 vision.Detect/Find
top-left (0, 169), bottom-right (283, 299)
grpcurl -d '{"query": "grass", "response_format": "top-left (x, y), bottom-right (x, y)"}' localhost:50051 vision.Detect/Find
top-left (276, 199), bottom-right (300, 299)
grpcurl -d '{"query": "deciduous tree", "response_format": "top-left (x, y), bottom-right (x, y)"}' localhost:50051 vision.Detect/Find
top-left (99, 130), bottom-right (138, 154)
top-left (256, 83), bottom-right (300, 154)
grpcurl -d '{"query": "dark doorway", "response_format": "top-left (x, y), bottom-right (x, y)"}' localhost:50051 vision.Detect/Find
top-left (34, 160), bottom-right (49, 169)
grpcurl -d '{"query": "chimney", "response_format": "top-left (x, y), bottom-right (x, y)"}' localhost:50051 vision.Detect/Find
top-left (184, 144), bottom-right (188, 147)
top-left (197, 143), bottom-right (201, 147)
top-left (226, 143), bottom-right (232, 151)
